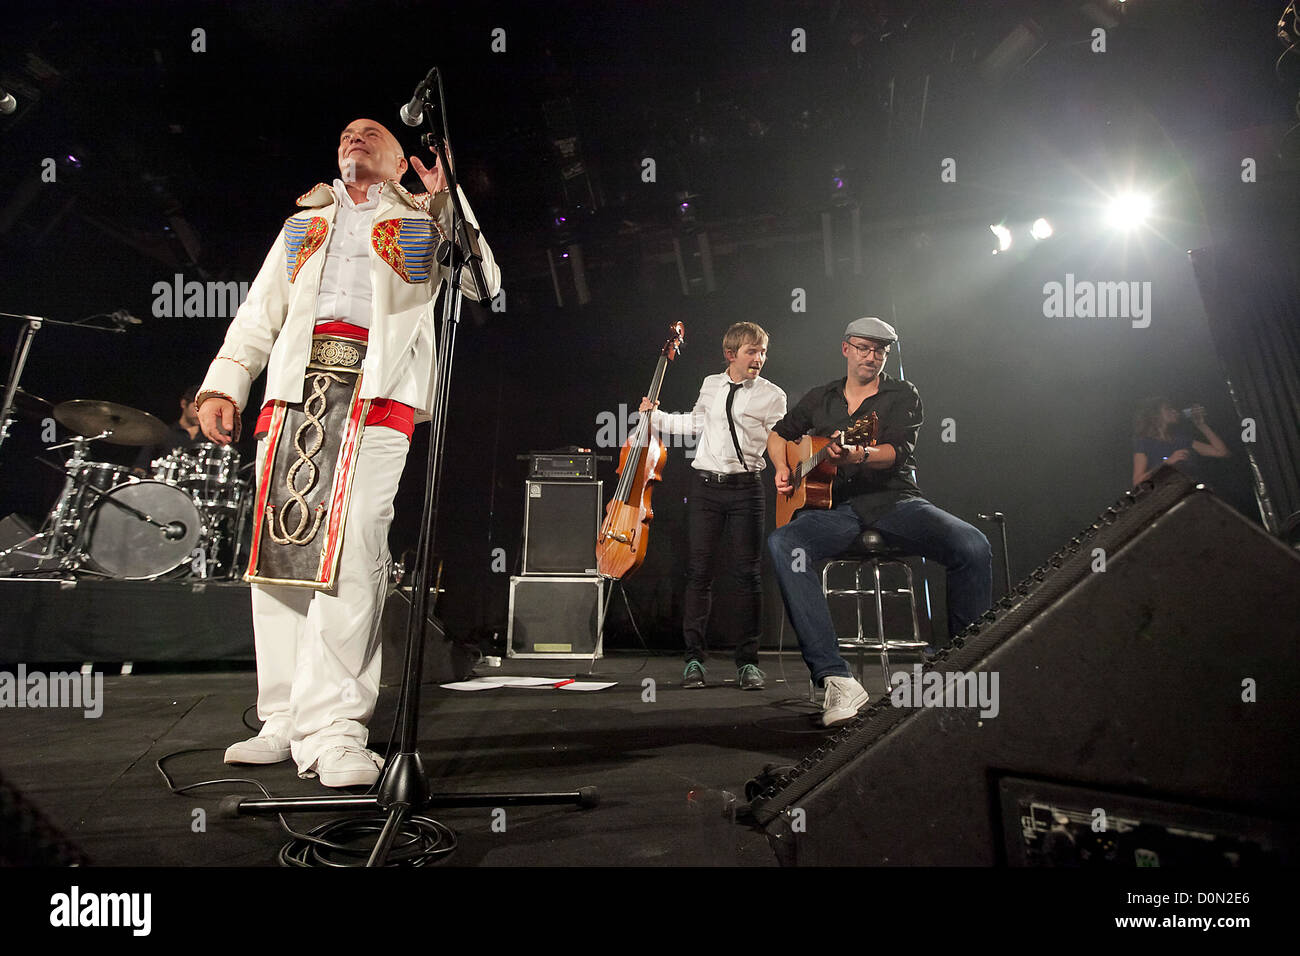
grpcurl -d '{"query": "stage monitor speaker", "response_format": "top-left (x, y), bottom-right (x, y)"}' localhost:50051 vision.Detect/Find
top-left (379, 586), bottom-right (475, 687)
top-left (508, 575), bottom-right (603, 659)
top-left (522, 480), bottom-right (600, 575)
top-left (746, 468), bottom-right (1300, 866)
top-left (0, 766), bottom-right (90, 866)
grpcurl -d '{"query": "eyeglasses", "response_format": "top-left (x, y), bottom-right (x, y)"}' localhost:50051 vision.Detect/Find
top-left (846, 340), bottom-right (890, 358)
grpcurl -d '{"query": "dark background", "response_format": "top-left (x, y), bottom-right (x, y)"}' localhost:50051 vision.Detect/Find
top-left (2, 0), bottom-right (1295, 652)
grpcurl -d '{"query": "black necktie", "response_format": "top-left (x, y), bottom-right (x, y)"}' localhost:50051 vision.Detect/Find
top-left (725, 381), bottom-right (748, 472)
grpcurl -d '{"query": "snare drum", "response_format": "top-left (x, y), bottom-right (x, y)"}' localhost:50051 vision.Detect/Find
top-left (176, 443), bottom-right (242, 508)
top-left (80, 480), bottom-right (203, 580)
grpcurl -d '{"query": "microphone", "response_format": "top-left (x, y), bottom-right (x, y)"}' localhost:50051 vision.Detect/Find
top-left (111, 309), bottom-right (143, 326)
top-left (0, 86), bottom-right (15, 115)
top-left (163, 521), bottom-right (186, 540)
top-left (400, 68), bottom-right (438, 127)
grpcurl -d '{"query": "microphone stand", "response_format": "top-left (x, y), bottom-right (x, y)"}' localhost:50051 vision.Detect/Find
top-left (226, 74), bottom-right (597, 865)
top-left (977, 511), bottom-right (1013, 597)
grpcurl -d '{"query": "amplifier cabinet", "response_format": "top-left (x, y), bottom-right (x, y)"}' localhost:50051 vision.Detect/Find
top-left (507, 576), bottom-right (603, 659)
top-left (522, 480), bottom-right (601, 575)
top-left (530, 454), bottom-right (596, 480)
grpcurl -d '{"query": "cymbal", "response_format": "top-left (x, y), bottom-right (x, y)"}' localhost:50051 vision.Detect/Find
top-left (53, 400), bottom-right (169, 446)
top-left (6, 387), bottom-right (53, 420)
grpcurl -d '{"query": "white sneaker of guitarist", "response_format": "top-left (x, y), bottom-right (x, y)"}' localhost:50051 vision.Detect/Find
top-left (821, 675), bottom-right (870, 727)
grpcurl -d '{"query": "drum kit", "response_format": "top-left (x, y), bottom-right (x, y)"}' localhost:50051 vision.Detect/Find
top-left (0, 392), bottom-right (254, 581)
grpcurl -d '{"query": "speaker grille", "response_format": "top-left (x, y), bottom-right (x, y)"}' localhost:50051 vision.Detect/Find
top-left (522, 481), bottom-right (600, 575)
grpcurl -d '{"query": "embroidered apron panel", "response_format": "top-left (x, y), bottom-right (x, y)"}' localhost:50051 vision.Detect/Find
top-left (245, 333), bottom-right (369, 589)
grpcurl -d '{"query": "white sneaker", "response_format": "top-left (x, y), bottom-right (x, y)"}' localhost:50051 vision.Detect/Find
top-left (224, 734), bottom-right (291, 765)
top-left (316, 746), bottom-right (384, 788)
top-left (821, 676), bottom-right (869, 727)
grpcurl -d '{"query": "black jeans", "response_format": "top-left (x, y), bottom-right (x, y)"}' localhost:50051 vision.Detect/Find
top-left (683, 471), bottom-right (764, 667)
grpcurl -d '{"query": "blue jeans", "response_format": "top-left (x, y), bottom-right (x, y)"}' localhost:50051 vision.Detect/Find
top-left (767, 499), bottom-right (992, 685)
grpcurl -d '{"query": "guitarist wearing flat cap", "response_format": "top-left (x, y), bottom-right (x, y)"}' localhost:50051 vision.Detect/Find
top-left (766, 317), bottom-right (992, 727)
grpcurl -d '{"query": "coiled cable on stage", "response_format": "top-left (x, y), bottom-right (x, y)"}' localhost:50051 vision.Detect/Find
top-left (277, 813), bottom-right (455, 867)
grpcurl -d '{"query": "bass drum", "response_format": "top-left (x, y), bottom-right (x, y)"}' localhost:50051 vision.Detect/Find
top-left (81, 481), bottom-right (203, 580)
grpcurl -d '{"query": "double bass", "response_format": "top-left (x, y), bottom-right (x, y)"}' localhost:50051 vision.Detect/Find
top-left (596, 322), bottom-right (685, 579)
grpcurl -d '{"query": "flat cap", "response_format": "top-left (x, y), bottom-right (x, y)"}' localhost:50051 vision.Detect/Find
top-left (843, 316), bottom-right (898, 343)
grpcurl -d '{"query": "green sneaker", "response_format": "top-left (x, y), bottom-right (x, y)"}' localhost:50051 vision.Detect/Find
top-left (738, 664), bottom-right (766, 690)
top-left (682, 660), bottom-right (706, 689)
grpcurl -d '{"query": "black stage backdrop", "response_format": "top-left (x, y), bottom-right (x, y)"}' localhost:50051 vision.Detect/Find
top-left (0, 0), bottom-right (1291, 655)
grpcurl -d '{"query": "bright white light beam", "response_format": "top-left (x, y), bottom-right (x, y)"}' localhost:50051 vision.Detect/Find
top-left (1105, 192), bottom-right (1153, 231)
top-left (990, 223), bottom-right (1013, 254)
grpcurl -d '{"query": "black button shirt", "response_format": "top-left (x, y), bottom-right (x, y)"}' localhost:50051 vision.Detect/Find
top-left (772, 371), bottom-right (924, 523)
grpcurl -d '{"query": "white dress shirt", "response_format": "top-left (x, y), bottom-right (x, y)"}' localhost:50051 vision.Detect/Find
top-left (651, 372), bottom-right (787, 473)
top-left (314, 180), bottom-right (379, 328)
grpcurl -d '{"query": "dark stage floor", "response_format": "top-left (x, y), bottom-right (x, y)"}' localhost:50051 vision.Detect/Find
top-left (0, 651), bottom-right (902, 867)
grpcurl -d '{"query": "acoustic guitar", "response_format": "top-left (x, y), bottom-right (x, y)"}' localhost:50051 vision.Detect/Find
top-left (774, 413), bottom-right (879, 528)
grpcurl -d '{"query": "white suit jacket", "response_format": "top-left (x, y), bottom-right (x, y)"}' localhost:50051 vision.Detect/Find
top-left (197, 179), bottom-right (500, 428)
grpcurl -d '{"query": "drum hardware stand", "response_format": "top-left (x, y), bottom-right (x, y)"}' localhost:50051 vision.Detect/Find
top-left (224, 72), bottom-right (597, 865)
top-left (224, 463), bottom-right (257, 581)
top-left (0, 310), bottom-right (126, 469)
top-left (0, 433), bottom-right (107, 573)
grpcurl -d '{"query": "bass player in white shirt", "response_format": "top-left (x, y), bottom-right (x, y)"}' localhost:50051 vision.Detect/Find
top-left (639, 322), bottom-right (787, 690)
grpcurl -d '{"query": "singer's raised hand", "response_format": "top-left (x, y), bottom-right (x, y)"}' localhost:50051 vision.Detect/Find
top-left (411, 147), bottom-right (449, 195)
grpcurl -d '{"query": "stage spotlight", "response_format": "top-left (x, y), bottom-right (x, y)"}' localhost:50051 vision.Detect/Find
top-left (1030, 217), bottom-right (1053, 240)
top-left (990, 223), bottom-right (1013, 254)
top-left (1105, 191), bottom-right (1152, 230)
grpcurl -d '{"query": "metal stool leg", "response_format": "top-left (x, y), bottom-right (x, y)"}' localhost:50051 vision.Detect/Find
top-left (873, 559), bottom-right (892, 692)
top-left (902, 561), bottom-right (922, 648)
top-left (854, 560), bottom-right (868, 684)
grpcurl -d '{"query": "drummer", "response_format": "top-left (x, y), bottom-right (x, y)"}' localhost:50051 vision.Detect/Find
top-left (132, 385), bottom-right (206, 476)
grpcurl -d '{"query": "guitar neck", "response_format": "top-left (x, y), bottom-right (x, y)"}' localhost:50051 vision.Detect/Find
top-left (792, 420), bottom-right (873, 484)
top-left (794, 443), bottom-right (833, 482)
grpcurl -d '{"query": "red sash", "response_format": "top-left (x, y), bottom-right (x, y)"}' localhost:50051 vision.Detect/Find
top-left (254, 321), bottom-right (415, 439)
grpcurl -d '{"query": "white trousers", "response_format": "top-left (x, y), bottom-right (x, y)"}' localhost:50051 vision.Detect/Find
top-left (249, 425), bottom-right (410, 773)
